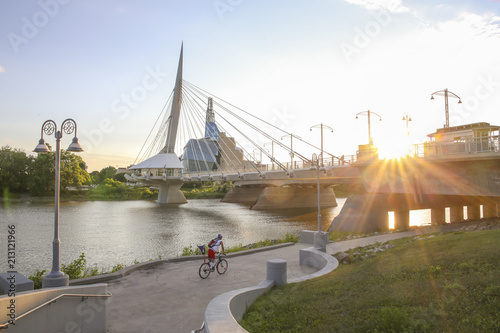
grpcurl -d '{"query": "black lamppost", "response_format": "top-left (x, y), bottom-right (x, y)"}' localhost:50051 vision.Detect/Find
top-left (33, 119), bottom-right (83, 288)
top-left (430, 88), bottom-right (462, 128)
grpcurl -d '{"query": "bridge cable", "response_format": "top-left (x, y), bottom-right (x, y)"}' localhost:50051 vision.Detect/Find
top-left (182, 87), bottom-right (252, 176)
top-left (134, 90), bottom-right (174, 164)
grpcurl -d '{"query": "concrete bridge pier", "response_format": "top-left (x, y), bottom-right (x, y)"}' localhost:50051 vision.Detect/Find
top-left (483, 203), bottom-right (498, 218)
top-left (329, 194), bottom-right (389, 233)
top-left (221, 186), bottom-right (265, 204)
top-left (431, 207), bottom-right (446, 225)
top-left (157, 182), bottom-right (187, 204)
top-left (467, 205), bottom-right (481, 220)
top-left (394, 210), bottom-right (410, 230)
top-left (449, 206), bottom-right (464, 222)
top-left (251, 186), bottom-right (338, 210)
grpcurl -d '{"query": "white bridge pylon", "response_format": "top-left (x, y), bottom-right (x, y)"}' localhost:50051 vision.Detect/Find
top-left (127, 44), bottom-right (356, 204)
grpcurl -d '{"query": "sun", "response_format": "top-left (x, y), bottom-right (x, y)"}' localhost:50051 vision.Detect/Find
top-left (376, 137), bottom-right (411, 160)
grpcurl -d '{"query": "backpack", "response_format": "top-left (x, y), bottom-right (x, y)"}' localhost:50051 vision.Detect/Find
top-left (208, 238), bottom-right (217, 248)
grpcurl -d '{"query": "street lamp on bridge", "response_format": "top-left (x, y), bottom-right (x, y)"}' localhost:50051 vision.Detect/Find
top-left (33, 119), bottom-right (84, 288)
top-left (252, 148), bottom-right (262, 164)
top-left (430, 88), bottom-right (462, 128)
top-left (263, 141), bottom-right (275, 169)
top-left (402, 113), bottom-right (412, 136)
top-left (281, 134), bottom-right (301, 169)
top-left (310, 124), bottom-right (333, 166)
top-left (355, 110), bottom-right (382, 145)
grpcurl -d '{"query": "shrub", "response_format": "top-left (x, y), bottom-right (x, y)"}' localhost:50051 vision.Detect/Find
top-left (28, 269), bottom-right (46, 289)
top-left (180, 245), bottom-right (202, 256)
top-left (61, 253), bottom-right (86, 279)
top-left (111, 263), bottom-right (124, 273)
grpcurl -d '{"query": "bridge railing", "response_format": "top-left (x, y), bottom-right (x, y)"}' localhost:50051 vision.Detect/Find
top-left (181, 154), bottom-right (358, 179)
top-left (130, 168), bottom-right (183, 179)
top-left (408, 135), bottom-right (500, 158)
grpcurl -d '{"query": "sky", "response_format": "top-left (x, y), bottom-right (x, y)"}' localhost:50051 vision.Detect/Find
top-left (1, 0), bottom-right (499, 172)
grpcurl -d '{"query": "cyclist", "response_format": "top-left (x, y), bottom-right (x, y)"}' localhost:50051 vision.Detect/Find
top-left (208, 234), bottom-right (225, 271)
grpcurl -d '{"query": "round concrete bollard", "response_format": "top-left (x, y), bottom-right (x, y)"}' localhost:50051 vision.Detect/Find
top-left (267, 259), bottom-right (287, 287)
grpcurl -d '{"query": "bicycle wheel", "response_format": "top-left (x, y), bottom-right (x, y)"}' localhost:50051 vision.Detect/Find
top-left (217, 259), bottom-right (228, 274)
top-left (199, 263), bottom-right (211, 279)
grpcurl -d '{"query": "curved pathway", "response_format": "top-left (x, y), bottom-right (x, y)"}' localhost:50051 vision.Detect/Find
top-left (106, 231), bottom-right (418, 333)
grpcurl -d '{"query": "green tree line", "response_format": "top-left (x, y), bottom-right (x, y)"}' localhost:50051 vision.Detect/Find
top-left (0, 146), bottom-right (130, 198)
top-left (0, 146), bottom-right (228, 201)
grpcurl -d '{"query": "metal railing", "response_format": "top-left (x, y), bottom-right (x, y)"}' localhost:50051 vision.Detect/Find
top-left (181, 154), bottom-right (358, 179)
top-left (0, 292), bottom-right (112, 330)
top-left (408, 135), bottom-right (499, 158)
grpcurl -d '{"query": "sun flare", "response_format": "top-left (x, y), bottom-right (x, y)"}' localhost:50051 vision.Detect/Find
top-left (377, 139), bottom-right (411, 160)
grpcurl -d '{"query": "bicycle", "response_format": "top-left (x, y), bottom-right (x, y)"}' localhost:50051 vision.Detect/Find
top-left (199, 252), bottom-right (228, 279)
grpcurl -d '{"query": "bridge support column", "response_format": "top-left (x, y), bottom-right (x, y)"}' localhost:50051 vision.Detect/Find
top-left (221, 187), bottom-right (265, 204)
top-left (467, 205), bottom-right (480, 220)
top-left (157, 182), bottom-right (187, 204)
top-left (394, 210), bottom-right (410, 230)
top-left (329, 194), bottom-right (389, 233)
top-left (482, 203), bottom-right (498, 218)
top-left (251, 186), bottom-right (337, 210)
top-left (430, 207), bottom-right (446, 225)
top-left (449, 206), bottom-right (464, 222)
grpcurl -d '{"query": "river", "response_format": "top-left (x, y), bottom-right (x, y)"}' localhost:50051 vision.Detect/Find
top-left (0, 198), bottom-right (430, 276)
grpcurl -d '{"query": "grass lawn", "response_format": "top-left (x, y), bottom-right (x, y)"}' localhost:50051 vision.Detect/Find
top-left (241, 229), bottom-right (500, 332)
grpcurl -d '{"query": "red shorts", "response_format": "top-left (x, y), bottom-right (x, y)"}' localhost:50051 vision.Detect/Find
top-left (208, 248), bottom-right (215, 259)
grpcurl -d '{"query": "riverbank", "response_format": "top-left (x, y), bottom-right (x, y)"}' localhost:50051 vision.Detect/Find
top-left (51, 217), bottom-right (500, 287)
top-left (2, 199), bottom-right (339, 277)
top-left (1, 186), bottom-right (226, 202)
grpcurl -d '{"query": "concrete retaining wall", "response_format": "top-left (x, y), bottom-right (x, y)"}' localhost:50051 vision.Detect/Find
top-left (0, 284), bottom-right (109, 333)
top-left (292, 247), bottom-right (339, 283)
top-left (203, 280), bottom-right (274, 333)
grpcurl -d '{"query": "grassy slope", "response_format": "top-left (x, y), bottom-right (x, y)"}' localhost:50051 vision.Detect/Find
top-left (241, 230), bottom-right (500, 332)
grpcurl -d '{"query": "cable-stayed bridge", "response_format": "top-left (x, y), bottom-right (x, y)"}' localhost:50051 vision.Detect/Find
top-left (126, 45), bottom-right (500, 233)
top-left (126, 45), bottom-right (359, 208)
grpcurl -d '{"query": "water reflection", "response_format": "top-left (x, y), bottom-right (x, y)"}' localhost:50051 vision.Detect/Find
top-left (0, 199), bottom-right (344, 275)
top-left (0, 197), bottom-right (432, 276)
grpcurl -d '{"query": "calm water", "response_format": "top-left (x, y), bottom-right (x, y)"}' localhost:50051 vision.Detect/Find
top-left (0, 198), bottom-right (430, 276)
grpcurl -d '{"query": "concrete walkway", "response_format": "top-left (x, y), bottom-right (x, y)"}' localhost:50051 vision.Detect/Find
top-left (105, 230), bottom-right (419, 333)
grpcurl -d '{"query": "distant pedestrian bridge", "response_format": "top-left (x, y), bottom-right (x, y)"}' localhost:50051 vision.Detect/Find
top-left (126, 45), bottom-right (357, 208)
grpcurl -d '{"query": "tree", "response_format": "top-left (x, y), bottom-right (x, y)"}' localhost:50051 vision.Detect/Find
top-left (29, 150), bottom-right (90, 196)
top-left (89, 171), bottom-right (100, 184)
top-left (60, 150), bottom-right (91, 190)
top-left (90, 166), bottom-right (117, 184)
top-left (114, 172), bottom-right (126, 182)
top-left (29, 152), bottom-right (54, 196)
top-left (0, 146), bottom-right (33, 195)
top-left (100, 166), bottom-right (117, 181)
